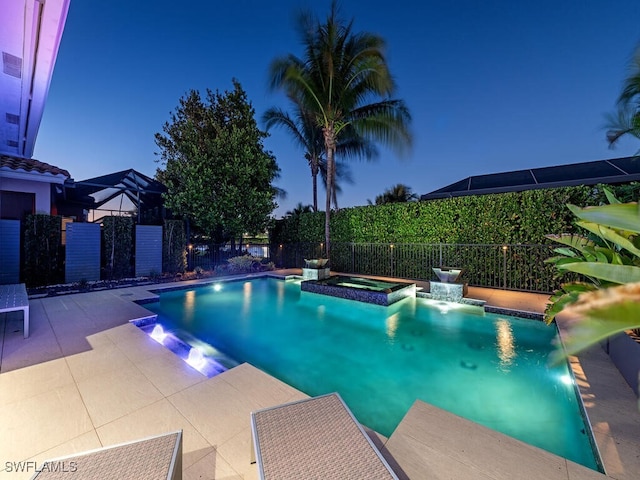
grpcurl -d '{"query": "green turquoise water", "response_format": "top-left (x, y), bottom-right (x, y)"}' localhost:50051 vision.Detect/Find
top-left (145, 277), bottom-right (601, 471)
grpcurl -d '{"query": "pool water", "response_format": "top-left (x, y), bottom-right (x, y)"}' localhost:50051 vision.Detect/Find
top-left (144, 277), bottom-right (601, 471)
top-left (319, 275), bottom-right (409, 291)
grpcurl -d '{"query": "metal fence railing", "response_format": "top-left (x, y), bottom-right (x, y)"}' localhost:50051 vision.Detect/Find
top-left (272, 242), bottom-right (558, 293)
top-left (187, 244), bottom-right (272, 271)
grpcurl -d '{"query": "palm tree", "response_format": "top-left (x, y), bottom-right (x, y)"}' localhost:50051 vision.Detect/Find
top-left (269, 1), bottom-right (412, 258)
top-left (368, 183), bottom-right (418, 205)
top-left (263, 101), bottom-right (367, 211)
top-left (606, 46), bottom-right (640, 151)
top-left (285, 202), bottom-right (313, 218)
top-left (319, 159), bottom-right (354, 210)
top-left (605, 105), bottom-right (640, 150)
top-left (263, 101), bottom-right (324, 211)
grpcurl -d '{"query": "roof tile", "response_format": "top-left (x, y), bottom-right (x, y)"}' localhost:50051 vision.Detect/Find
top-left (0, 154), bottom-right (70, 178)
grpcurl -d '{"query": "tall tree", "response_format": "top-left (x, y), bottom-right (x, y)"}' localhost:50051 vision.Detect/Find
top-left (368, 183), bottom-right (418, 205)
top-left (263, 98), bottom-right (375, 212)
top-left (606, 46), bottom-right (640, 151)
top-left (263, 101), bottom-right (324, 211)
top-left (269, 1), bottom-right (412, 258)
top-left (319, 158), bottom-right (354, 210)
top-left (285, 202), bottom-right (313, 218)
top-left (155, 80), bottom-right (280, 246)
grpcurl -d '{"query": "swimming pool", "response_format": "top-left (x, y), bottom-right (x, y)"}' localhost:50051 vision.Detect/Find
top-left (144, 277), bottom-right (601, 471)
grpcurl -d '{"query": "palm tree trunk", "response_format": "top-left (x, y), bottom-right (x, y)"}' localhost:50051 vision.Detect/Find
top-left (332, 170), bottom-right (339, 211)
top-left (323, 127), bottom-right (336, 260)
top-left (324, 151), bottom-right (333, 259)
top-left (311, 157), bottom-right (319, 212)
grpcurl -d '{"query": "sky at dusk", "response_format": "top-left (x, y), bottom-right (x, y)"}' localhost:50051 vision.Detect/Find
top-left (34, 0), bottom-right (640, 217)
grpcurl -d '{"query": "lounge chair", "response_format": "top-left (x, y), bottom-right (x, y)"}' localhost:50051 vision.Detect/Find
top-left (251, 392), bottom-right (398, 479)
top-left (0, 283), bottom-right (29, 338)
top-left (30, 430), bottom-right (182, 479)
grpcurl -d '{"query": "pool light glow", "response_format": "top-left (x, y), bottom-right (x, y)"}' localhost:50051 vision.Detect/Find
top-left (150, 324), bottom-right (167, 343)
top-left (186, 347), bottom-right (206, 370)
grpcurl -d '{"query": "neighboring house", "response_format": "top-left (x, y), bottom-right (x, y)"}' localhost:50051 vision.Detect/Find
top-left (420, 156), bottom-right (640, 200)
top-left (0, 154), bottom-right (72, 220)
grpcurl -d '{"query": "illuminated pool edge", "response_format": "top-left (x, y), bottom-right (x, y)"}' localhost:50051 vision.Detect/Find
top-left (134, 276), bottom-right (604, 472)
top-left (300, 275), bottom-right (417, 305)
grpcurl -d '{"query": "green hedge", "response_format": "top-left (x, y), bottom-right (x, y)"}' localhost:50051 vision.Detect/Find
top-left (163, 219), bottom-right (186, 273)
top-left (23, 214), bottom-right (62, 287)
top-left (102, 216), bottom-right (133, 279)
top-left (271, 185), bottom-right (613, 245)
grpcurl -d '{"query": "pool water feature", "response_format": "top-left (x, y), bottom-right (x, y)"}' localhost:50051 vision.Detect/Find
top-left (301, 275), bottom-right (416, 305)
top-left (143, 277), bottom-right (602, 471)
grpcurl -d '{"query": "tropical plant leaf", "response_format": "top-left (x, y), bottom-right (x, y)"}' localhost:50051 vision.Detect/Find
top-left (558, 262), bottom-right (640, 284)
top-left (546, 233), bottom-right (594, 255)
top-left (567, 203), bottom-right (640, 234)
top-left (553, 247), bottom-right (577, 257)
top-left (551, 301), bottom-right (640, 361)
top-left (576, 220), bottom-right (640, 257)
top-left (547, 256), bottom-right (585, 268)
top-left (559, 281), bottom-right (598, 293)
top-left (603, 188), bottom-right (621, 205)
top-left (544, 290), bottom-right (582, 324)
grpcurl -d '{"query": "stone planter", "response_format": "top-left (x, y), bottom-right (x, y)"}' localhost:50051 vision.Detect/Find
top-left (604, 332), bottom-right (640, 397)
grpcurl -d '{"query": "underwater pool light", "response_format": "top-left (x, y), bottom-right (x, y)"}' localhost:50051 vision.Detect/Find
top-left (186, 347), bottom-right (206, 370)
top-left (150, 324), bottom-right (167, 343)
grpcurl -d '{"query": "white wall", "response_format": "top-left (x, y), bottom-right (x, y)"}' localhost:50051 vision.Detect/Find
top-left (0, 177), bottom-right (51, 213)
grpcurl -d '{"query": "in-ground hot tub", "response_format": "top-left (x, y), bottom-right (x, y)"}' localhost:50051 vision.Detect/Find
top-left (300, 275), bottom-right (416, 306)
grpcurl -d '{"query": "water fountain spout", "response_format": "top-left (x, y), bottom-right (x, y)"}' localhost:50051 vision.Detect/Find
top-left (429, 267), bottom-right (467, 302)
top-left (432, 267), bottom-right (463, 283)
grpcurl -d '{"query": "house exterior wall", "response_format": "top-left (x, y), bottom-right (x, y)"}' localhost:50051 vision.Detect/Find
top-left (0, 177), bottom-right (51, 214)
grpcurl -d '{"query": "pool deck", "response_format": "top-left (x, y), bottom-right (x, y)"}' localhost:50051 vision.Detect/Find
top-left (0, 271), bottom-right (638, 479)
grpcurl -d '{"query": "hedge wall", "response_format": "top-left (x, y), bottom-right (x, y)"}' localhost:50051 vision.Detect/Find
top-left (163, 219), bottom-right (187, 273)
top-left (271, 185), bottom-right (618, 245)
top-left (102, 216), bottom-right (133, 279)
top-left (23, 214), bottom-right (63, 287)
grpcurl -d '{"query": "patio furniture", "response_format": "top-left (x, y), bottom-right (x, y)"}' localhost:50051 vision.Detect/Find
top-left (0, 283), bottom-right (29, 338)
top-left (31, 430), bottom-right (182, 479)
top-left (251, 393), bottom-right (398, 479)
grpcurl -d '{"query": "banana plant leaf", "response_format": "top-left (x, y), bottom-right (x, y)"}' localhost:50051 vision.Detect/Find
top-left (545, 256), bottom-right (585, 267)
top-left (567, 203), bottom-right (640, 234)
top-left (576, 220), bottom-right (640, 257)
top-left (544, 291), bottom-right (582, 324)
top-left (545, 233), bottom-right (594, 255)
top-left (552, 247), bottom-right (577, 257)
top-left (544, 282), bottom-right (598, 324)
top-left (557, 262), bottom-right (640, 284)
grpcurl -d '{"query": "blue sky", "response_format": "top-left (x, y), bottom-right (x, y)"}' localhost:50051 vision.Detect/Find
top-left (34, 0), bottom-right (640, 217)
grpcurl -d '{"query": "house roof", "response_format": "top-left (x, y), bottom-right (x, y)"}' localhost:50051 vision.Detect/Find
top-left (0, 154), bottom-right (70, 182)
top-left (66, 169), bottom-right (166, 211)
top-left (0, 0), bottom-right (70, 158)
top-left (420, 156), bottom-right (640, 200)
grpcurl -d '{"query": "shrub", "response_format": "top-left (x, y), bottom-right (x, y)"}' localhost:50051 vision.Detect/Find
top-left (163, 219), bottom-right (186, 273)
top-left (102, 216), bottom-right (133, 279)
top-left (219, 255), bottom-right (275, 275)
top-left (23, 214), bottom-right (62, 287)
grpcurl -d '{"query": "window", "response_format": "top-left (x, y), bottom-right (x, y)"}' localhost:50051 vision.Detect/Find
top-left (0, 191), bottom-right (35, 220)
